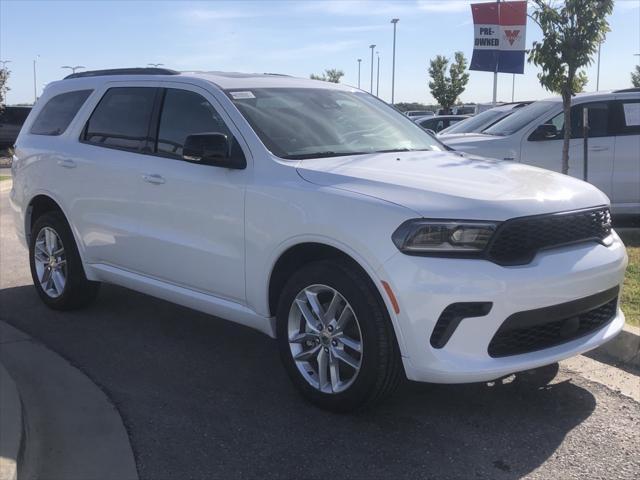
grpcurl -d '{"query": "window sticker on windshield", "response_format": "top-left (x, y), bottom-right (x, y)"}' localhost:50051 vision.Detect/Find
top-left (623, 103), bottom-right (640, 126)
top-left (230, 91), bottom-right (255, 100)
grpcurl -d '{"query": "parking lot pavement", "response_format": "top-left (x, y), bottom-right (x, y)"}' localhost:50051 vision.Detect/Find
top-left (1, 187), bottom-right (639, 480)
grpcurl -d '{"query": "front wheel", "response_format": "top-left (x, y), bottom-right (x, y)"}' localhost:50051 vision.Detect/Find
top-left (276, 260), bottom-right (402, 412)
top-left (29, 212), bottom-right (100, 310)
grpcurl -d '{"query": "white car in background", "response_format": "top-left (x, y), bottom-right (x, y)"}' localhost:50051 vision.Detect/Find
top-left (443, 90), bottom-right (640, 217)
top-left (438, 102), bottom-right (531, 137)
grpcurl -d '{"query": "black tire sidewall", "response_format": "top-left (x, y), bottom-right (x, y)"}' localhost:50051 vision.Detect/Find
top-left (29, 212), bottom-right (92, 309)
top-left (276, 260), bottom-right (393, 412)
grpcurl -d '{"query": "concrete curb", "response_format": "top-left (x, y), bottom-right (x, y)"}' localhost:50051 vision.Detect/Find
top-left (0, 321), bottom-right (138, 480)
top-left (591, 324), bottom-right (640, 370)
top-left (0, 363), bottom-right (22, 480)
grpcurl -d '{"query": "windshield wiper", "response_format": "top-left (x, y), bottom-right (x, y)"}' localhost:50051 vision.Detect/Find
top-left (282, 151), bottom-right (369, 160)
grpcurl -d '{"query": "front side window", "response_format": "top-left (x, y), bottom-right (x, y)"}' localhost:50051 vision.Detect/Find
top-left (84, 87), bottom-right (157, 151)
top-left (156, 89), bottom-right (231, 157)
top-left (532, 102), bottom-right (611, 141)
top-left (228, 88), bottom-right (444, 159)
top-left (30, 90), bottom-right (92, 136)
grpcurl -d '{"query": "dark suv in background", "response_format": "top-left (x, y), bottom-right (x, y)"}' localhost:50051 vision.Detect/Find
top-left (0, 106), bottom-right (32, 148)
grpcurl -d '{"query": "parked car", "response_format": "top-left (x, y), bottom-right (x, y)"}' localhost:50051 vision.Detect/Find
top-left (438, 102), bottom-right (532, 137)
top-left (11, 69), bottom-right (628, 411)
top-left (404, 110), bottom-right (434, 117)
top-left (0, 106), bottom-right (32, 148)
top-left (415, 114), bottom-right (470, 133)
top-left (442, 90), bottom-right (640, 216)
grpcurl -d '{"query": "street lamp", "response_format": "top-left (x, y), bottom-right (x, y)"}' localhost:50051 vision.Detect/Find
top-left (376, 51), bottom-right (380, 97)
top-left (357, 58), bottom-right (362, 88)
top-left (148, 63), bottom-right (164, 68)
top-left (0, 60), bottom-right (10, 69)
top-left (369, 44), bottom-right (376, 94)
top-left (33, 55), bottom-right (40, 103)
top-left (390, 18), bottom-right (399, 104)
top-left (61, 65), bottom-right (86, 74)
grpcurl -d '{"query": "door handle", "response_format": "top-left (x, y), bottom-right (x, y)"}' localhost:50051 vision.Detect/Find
top-left (589, 146), bottom-right (609, 152)
top-left (57, 159), bottom-right (76, 169)
top-left (142, 173), bottom-right (165, 185)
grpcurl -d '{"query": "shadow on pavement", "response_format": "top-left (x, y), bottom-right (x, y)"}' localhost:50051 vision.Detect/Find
top-left (0, 283), bottom-right (597, 480)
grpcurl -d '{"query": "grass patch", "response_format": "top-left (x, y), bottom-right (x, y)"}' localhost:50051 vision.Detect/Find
top-left (618, 229), bottom-right (639, 327)
top-left (0, 175), bottom-right (11, 182)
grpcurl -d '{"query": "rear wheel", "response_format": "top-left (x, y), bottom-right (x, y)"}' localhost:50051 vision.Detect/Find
top-left (29, 212), bottom-right (100, 310)
top-left (276, 259), bottom-right (402, 412)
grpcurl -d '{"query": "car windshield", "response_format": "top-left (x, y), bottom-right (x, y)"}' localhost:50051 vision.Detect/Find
top-left (227, 88), bottom-right (444, 159)
top-left (440, 109), bottom-right (507, 134)
top-left (484, 101), bottom-right (556, 136)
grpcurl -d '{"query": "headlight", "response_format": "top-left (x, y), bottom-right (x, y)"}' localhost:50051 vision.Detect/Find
top-left (392, 220), bottom-right (498, 255)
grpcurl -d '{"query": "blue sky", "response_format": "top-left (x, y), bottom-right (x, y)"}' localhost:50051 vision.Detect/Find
top-left (1, 0), bottom-right (639, 105)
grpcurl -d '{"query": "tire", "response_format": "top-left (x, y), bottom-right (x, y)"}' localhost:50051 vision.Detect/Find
top-left (29, 211), bottom-right (100, 310)
top-left (276, 259), bottom-right (402, 412)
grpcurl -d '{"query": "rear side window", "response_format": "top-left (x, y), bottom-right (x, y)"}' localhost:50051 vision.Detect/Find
top-left (84, 87), bottom-right (157, 151)
top-left (611, 99), bottom-right (640, 135)
top-left (30, 90), bottom-right (92, 135)
top-left (156, 88), bottom-right (231, 157)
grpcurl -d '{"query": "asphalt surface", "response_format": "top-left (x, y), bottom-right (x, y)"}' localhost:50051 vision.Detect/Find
top-left (1, 182), bottom-right (639, 480)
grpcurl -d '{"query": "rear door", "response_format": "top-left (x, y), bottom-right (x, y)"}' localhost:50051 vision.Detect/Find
top-left (69, 84), bottom-right (161, 268)
top-left (610, 97), bottom-right (640, 214)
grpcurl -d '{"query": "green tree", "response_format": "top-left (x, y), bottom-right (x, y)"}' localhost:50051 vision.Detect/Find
top-left (528, 0), bottom-right (613, 174)
top-left (428, 52), bottom-right (469, 114)
top-left (632, 65), bottom-right (640, 88)
top-left (310, 68), bottom-right (344, 83)
top-left (0, 67), bottom-right (9, 112)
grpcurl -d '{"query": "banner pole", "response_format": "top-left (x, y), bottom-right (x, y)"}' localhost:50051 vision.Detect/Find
top-left (493, 0), bottom-right (500, 106)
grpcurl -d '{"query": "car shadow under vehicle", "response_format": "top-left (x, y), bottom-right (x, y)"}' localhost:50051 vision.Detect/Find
top-left (0, 283), bottom-right (596, 480)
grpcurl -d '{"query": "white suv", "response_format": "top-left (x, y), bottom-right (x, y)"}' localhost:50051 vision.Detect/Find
top-left (442, 90), bottom-right (640, 217)
top-left (10, 69), bottom-right (628, 411)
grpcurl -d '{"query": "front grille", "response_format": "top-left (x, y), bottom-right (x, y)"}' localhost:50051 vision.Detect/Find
top-left (488, 288), bottom-right (619, 358)
top-left (486, 207), bottom-right (611, 265)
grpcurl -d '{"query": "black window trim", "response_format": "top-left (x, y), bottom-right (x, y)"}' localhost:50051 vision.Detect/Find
top-left (80, 86), bottom-right (161, 155)
top-left (79, 85), bottom-right (247, 165)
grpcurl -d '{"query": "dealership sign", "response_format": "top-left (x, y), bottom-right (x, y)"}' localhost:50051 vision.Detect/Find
top-left (470, 1), bottom-right (527, 74)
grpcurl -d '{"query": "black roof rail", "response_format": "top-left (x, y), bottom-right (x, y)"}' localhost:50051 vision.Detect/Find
top-left (613, 87), bottom-right (640, 93)
top-left (64, 67), bottom-right (180, 80)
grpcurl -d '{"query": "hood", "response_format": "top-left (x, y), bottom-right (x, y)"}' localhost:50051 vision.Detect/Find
top-left (439, 134), bottom-right (519, 161)
top-left (296, 150), bottom-right (609, 221)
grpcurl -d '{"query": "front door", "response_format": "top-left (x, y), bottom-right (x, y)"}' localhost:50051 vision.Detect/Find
top-left (519, 101), bottom-right (615, 201)
top-left (128, 84), bottom-right (248, 303)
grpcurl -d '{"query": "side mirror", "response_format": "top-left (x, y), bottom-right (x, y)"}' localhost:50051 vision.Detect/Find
top-left (183, 133), bottom-right (246, 169)
top-left (425, 129), bottom-right (437, 137)
top-left (529, 123), bottom-right (559, 141)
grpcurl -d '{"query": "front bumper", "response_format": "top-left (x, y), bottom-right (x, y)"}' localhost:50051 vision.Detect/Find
top-left (379, 232), bottom-right (628, 383)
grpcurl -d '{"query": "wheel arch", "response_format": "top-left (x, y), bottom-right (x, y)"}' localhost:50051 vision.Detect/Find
top-left (267, 241), bottom-right (407, 355)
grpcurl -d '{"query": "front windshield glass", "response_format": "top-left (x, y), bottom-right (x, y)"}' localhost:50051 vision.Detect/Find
top-left (440, 109), bottom-right (506, 134)
top-left (484, 101), bottom-right (556, 136)
top-left (227, 88), bottom-right (444, 159)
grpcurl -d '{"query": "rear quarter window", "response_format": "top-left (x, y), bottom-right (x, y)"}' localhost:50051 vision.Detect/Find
top-left (30, 90), bottom-right (93, 136)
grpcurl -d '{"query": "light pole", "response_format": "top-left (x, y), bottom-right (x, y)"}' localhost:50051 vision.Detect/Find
top-left (596, 42), bottom-right (602, 91)
top-left (61, 65), bottom-right (86, 74)
top-left (390, 18), bottom-right (399, 104)
top-left (376, 51), bottom-right (380, 97)
top-left (369, 44), bottom-right (376, 94)
top-left (148, 63), bottom-right (164, 68)
top-left (33, 55), bottom-right (40, 103)
top-left (357, 58), bottom-right (362, 88)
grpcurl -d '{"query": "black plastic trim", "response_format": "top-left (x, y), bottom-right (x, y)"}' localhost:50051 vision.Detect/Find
top-left (64, 68), bottom-right (179, 80)
top-left (430, 302), bottom-right (493, 349)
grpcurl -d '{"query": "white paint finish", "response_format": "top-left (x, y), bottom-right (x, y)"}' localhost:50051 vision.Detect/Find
top-left (10, 72), bottom-right (631, 385)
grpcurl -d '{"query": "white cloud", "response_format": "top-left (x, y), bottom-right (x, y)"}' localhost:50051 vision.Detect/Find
top-left (417, 1), bottom-right (472, 13)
